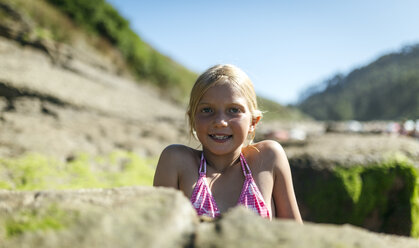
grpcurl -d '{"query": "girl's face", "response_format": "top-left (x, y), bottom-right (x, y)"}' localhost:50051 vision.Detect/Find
top-left (194, 83), bottom-right (256, 156)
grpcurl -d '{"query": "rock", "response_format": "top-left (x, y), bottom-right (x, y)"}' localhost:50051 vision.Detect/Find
top-left (0, 36), bottom-right (197, 159)
top-left (1, 188), bottom-right (418, 248)
top-left (0, 187), bottom-right (198, 248)
top-left (285, 133), bottom-right (419, 167)
top-left (0, 2), bottom-right (197, 159)
top-left (196, 207), bottom-right (419, 248)
top-left (0, 96), bottom-right (7, 111)
top-left (285, 134), bottom-right (419, 237)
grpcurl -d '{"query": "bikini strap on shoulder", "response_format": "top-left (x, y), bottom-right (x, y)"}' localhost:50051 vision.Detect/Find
top-left (199, 152), bottom-right (206, 174)
top-left (239, 153), bottom-right (252, 176)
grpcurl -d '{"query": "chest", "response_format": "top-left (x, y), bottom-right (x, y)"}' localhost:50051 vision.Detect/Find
top-left (180, 164), bottom-right (274, 213)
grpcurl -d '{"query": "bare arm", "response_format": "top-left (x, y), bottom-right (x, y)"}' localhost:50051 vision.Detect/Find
top-left (270, 141), bottom-right (303, 223)
top-left (153, 145), bottom-right (181, 189)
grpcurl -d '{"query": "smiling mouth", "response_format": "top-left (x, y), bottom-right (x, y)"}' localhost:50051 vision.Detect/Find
top-left (209, 134), bottom-right (232, 140)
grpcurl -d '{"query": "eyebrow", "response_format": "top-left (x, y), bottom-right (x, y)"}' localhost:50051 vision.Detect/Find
top-left (198, 102), bottom-right (246, 106)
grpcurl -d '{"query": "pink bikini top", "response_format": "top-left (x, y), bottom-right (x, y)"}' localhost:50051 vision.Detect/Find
top-left (190, 152), bottom-right (271, 219)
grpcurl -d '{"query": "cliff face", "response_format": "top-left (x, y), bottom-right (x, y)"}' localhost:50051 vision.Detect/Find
top-left (0, 0), bottom-right (200, 160)
top-left (0, 35), bottom-right (194, 159)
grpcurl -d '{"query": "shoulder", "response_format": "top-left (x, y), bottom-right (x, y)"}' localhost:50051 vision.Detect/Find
top-left (158, 144), bottom-right (198, 168)
top-left (247, 140), bottom-right (289, 172)
top-left (154, 144), bottom-right (199, 187)
top-left (160, 144), bottom-right (196, 159)
top-left (252, 140), bottom-right (287, 161)
top-left (254, 139), bottom-right (285, 152)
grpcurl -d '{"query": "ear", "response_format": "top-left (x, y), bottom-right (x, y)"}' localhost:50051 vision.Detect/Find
top-left (249, 116), bottom-right (261, 132)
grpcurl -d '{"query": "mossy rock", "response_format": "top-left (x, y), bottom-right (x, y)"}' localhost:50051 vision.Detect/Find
top-left (290, 155), bottom-right (419, 237)
top-left (0, 151), bottom-right (156, 190)
top-left (4, 203), bottom-right (77, 238)
top-left (0, 187), bottom-right (198, 248)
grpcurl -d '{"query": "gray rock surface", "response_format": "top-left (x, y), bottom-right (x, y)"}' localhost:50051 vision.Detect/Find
top-left (1, 187), bottom-right (418, 248)
top-left (285, 133), bottom-right (419, 168)
top-left (0, 187), bottom-right (198, 248)
top-left (196, 207), bottom-right (419, 248)
top-left (0, 36), bottom-right (197, 159)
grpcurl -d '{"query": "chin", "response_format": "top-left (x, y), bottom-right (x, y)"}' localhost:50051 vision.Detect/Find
top-left (198, 136), bottom-right (245, 155)
top-left (203, 145), bottom-right (243, 156)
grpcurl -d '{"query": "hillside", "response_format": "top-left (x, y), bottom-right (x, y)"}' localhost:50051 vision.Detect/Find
top-left (297, 45), bottom-right (419, 121)
top-left (257, 96), bottom-right (310, 121)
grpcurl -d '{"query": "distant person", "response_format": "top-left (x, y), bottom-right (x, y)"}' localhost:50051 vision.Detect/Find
top-left (153, 64), bottom-right (302, 222)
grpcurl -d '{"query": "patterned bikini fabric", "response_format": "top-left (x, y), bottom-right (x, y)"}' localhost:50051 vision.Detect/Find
top-left (190, 152), bottom-right (271, 219)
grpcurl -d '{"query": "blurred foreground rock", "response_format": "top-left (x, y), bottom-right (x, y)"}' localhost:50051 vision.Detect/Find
top-left (197, 207), bottom-right (419, 248)
top-left (1, 187), bottom-right (418, 248)
top-left (0, 187), bottom-right (197, 248)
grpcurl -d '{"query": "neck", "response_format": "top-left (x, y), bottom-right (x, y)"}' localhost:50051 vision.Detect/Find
top-left (202, 148), bottom-right (242, 173)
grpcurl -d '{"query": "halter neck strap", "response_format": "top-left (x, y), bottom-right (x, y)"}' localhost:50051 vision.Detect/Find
top-left (199, 152), bottom-right (251, 177)
top-left (199, 152), bottom-right (206, 175)
top-left (239, 153), bottom-right (252, 177)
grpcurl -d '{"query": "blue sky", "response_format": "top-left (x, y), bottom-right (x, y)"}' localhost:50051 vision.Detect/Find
top-left (106, 0), bottom-right (419, 104)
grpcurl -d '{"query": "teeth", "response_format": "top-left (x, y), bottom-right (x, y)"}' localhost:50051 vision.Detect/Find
top-left (211, 135), bottom-right (230, 140)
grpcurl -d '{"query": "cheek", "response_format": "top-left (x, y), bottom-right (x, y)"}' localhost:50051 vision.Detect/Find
top-left (194, 117), bottom-right (208, 131)
top-left (230, 117), bottom-right (251, 131)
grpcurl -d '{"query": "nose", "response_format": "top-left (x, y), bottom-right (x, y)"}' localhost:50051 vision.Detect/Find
top-left (213, 111), bottom-right (228, 128)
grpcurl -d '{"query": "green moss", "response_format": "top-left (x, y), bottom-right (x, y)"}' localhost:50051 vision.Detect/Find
top-left (103, 151), bottom-right (156, 187)
top-left (334, 167), bottom-right (363, 203)
top-left (302, 169), bottom-right (355, 224)
top-left (0, 154), bottom-right (63, 190)
top-left (351, 166), bottom-right (397, 225)
top-left (5, 204), bottom-right (77, 238)
top-left (0, 151), bottom-right (156, 190)
top-left (0, 151), bottom-right (156, 238)
top-left (299, 156), bottom-right (419, 237)
top-left (34, 27), bottom-right (54, 40)
top-left (411, 176), bottom-right (419, 237)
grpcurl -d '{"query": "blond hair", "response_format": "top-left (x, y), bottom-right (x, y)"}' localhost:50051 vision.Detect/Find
top-left (186, 64), bottom-right (262, 144)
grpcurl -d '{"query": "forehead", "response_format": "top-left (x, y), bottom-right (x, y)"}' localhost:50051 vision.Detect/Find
top-left (199, 83), bottom-right (246, 104)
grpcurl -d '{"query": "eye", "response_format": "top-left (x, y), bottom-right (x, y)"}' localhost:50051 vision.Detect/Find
top-left (228, 107), bottom-right (241, 114)
top-left (200, 107), bottom-right (213, 113)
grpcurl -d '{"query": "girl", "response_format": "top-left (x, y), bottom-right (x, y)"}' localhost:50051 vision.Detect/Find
top-left (153, 64), bottom-right (302, 222)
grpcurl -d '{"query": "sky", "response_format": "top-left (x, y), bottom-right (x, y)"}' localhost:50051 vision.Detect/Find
top-left (106, 0), bottom-right (419, 105)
